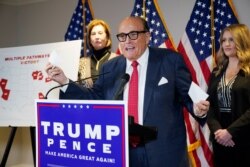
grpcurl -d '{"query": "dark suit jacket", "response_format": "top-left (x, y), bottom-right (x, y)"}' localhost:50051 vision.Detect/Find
top-left (207, 67), bottom-right (250, 148)
top-left (60, 47), bottom-right (205, 167)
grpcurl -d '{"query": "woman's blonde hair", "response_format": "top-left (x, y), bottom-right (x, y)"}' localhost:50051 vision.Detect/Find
top-left (216, 24), bottom-right (250, 76)
top-left (87, 19), bottom-right (112, 51)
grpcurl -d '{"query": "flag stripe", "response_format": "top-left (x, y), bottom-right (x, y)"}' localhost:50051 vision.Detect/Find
top-left (178, 39), bottom-right (199, 83)
top-left (178, 32), bottom-right (210, 90)
top-left (184, 108), bottom-right (202, 167)
top-left (199, 127), bottom-right (213, 167)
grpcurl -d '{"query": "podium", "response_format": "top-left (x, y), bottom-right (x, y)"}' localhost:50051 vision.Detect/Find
top-left (128, 116), bottom-right (157, 147)
top-left (36, 99), bottom-right (129, 167)
top-left (35, 100), bottom-right (158, 167)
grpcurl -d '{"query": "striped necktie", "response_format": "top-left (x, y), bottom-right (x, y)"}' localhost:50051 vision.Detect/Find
top-left (128, 61), bottom-right (139, 123)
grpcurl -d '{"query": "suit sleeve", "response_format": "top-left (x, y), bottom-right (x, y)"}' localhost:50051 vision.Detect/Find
top-left (59, 80), bottom-right (103, 100)
top-left (227, 77), bottom-right (250, 138)
top-left (206, 71), bottom-right (222, 133)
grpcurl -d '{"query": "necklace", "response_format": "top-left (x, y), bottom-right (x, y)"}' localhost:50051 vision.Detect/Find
top-left (225, 67), bottom-right (239, 84)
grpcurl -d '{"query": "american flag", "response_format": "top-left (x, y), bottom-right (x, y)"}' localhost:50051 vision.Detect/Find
top-left (177, 0), bottom-right (238, 166)
top-left (130, 0), bottom-right (175, 50)
top-left (64, 0), bottom-right (94, 56)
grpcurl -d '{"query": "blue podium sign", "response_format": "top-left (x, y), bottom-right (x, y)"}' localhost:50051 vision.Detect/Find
top-left (35, 100), bottom-right (128, 167)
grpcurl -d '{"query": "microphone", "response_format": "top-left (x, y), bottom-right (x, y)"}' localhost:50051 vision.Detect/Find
top-left (113, 73), bottom-right (130, 100)
top-left (44, 71), bottom-right (110, 99)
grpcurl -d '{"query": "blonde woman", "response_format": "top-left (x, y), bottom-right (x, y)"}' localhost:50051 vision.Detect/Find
top-left (207, 24), bottom-right (250, 167)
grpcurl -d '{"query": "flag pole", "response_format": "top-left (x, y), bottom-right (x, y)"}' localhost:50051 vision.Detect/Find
top-left (228, 0), bottom-right (239, 19)
top-left (142, 0), bottom-right (146, 19)
top-left (154, 0), bottom-right (176, 50)
top-left (82, 0), bottom-right (87, 57)
top-left (210, 0), bottom-right (216, 68)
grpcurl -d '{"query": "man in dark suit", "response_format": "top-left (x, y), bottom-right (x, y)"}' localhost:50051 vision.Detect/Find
top-left (46, 16), bottom-right (209, 167)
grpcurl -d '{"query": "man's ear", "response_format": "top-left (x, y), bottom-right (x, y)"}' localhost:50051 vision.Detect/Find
top-left (145, 32), bottom-right (151, 44)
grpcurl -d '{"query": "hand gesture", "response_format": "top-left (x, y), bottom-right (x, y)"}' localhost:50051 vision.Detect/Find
top-left (194, 100), bottom-right (210, 117)
top-left (45, 63), bottom-right (68, 85)
top-left (214, 129), bottom-right (235, 147)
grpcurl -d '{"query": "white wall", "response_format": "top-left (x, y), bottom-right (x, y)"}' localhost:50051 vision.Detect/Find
top-left (1, 0), bottom-right (250, 49)
top-left (0, 0), bottom-right (249, 166)
top-left (0, 4), bottom-right (18, 47)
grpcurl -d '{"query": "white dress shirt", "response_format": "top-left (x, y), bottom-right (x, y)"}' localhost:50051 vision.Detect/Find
top-left (123, 48), bottom-right (149, 125)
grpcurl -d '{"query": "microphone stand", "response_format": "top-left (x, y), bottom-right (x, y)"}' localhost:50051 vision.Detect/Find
top-left (44, 71), bottom-right (110, 99)
top-left (128, 116), bottom-right (158, 147)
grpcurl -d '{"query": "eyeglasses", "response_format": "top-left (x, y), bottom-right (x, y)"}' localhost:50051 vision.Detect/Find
top-left (116, 31), bottom-right (148, 42)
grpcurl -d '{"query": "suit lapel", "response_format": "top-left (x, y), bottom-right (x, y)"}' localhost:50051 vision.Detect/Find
top-left (114, 56), bottom-right (127, 100)
top-left (143, 48), bottom-right (161, 121)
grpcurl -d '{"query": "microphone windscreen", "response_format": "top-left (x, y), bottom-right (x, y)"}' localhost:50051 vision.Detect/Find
top-left (122, 73), bottom-right (130, 82)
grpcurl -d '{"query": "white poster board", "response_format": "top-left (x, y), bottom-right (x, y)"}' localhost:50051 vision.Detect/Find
top-left (0, 40), bottom-right (81, 126)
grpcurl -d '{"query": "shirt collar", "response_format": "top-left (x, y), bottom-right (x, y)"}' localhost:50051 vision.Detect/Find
top-left (126, 47), bottom-right (149, 67)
